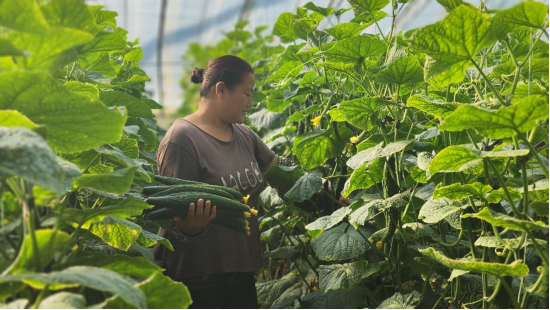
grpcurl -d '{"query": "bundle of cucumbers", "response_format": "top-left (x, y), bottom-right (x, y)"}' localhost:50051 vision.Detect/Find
top-left (142, 175), bottom-right (256, 235)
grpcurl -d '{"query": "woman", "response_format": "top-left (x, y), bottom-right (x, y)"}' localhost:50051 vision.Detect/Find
top-left (154, 55), bottom-right (290, 309)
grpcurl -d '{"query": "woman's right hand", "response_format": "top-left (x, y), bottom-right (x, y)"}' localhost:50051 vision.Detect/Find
top-left (172, 199), bottom-right (217, 235)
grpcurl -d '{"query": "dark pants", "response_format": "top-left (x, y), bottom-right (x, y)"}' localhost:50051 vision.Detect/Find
top-left (183, 272), bottom-right (258, 309)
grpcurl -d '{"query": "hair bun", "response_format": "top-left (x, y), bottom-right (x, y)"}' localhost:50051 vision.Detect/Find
top-left (190, 68), bottom-right (205, 84)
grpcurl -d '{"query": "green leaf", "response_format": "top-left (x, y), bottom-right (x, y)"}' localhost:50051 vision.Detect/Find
top-left (347, 140), bottom-right (413, 170)
top-left (323, 35), bottom-right (386, 63)
top-left (0, 110), bottom-right (38, 129)
top-left (38, 292), bottom-right (86, 309)
top-left (0, 267), bottom-right (146, 308)
top-left (272, 13), bottom-right (298, 43)
top-left (406, 95), bottom-right (458, 118)
top-left (137, 230), bottom-right (174, 251)
top-left (339, 97), bottom-right (386, 130)
top-left (429, 146), bottom-right (477, 174)
top-left (256, 275), bottom-right (298, 304)
top-left (311, 222), bottom-right (371, 261)
top-left (41, 0), bottom-right (99, 35)
top-left (342, 158), bottom-right (384, 197)
top-left (114, 138), bottom-right (139, 159)
top-left (99, 91), bottom-right (153, 119)
top-left (94, 145), bottom-right (151, 182)
top-left (440, 96), bottom-right (549, 139)
top-left (74, 166), bottom-right (138, 194)
top-left (349, 200), bottom-right (379, 228)
top-left (377, 291), bottom-right (422, 309)
top-left (420, 247), bottom-right (529, 277)
top-left (68, 252), bottom-right (163, 279)
top-left (0, 127), bottom-right (66, 194)
top-left (530, 200), bottom-right (549, 217)
top-left (0, 0), bottom-right (49, 33)
top-left (78, 52), bottom-right (117, 78)
top-left (266, 61), bottom-right (303, 84)
top-left (65, 197), bottom-right (152, 228)
top-left (433, 182), bottom-right (492, 200)
top-left (80, 31), bottom-right (126, 53)
top-left (9, 27), bottom-right (93, 69)
top-left (124, 47), bottom-right (143, 62)
top-left (4, 229), bottom-right (71, 275)
top-left (325, 22), bottom-right (367, 40)
top-left (348, 0), bottom-right (390, 12)
top-left (375, 55), bottom-right (424, 85)
top-left (0, 71), bottom-right (127, 153)
top-left (285, 170), bottom-right (323, 202)
top-left (319, 261), bottom-right (369, 292)
top-left (305, 207), bottom-right (352, 240)
top-left (303, 2), bottom-right (334, 17)
top-left (64, 81), bottom-right (99, 97)
top-left (424, 57), bottom-right (469, 87)
top-left (486, 187), bottom-right (522, 204)
top-left (137, 272), bottom-right (192, 309)
top-left (301, 286), bottom-right (367, 309)
top-left (57, 156), bottom-right (82, 193)
top-left (271, 283), bottom-right (302, 309)
top-left (292, 19), bottom-right (315, 41)
top-left (294, 130), bottom-right (339, 170)
top-left (492, 2), bottom-right (549, 39)
top-left (0, 37), bottom-right (23, 56)
top-left (436, 0), bottom-right (472, 12)
top-left (89, 216), bottom-right (142, 251)
top-left (410, 5), bottom-right (496, 63)
top-left (463, 207), bottom-right (548, 231)
top-left (419, 198), bottom-right (465, 224)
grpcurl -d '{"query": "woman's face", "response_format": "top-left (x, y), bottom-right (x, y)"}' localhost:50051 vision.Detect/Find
top-left (217, 72), bottom-right (255, 124)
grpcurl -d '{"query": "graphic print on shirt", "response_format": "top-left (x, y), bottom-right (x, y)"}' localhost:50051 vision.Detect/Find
top-left (220, 161), bottom-right (264, 191)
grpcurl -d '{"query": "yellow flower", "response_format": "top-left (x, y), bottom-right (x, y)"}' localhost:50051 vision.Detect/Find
top-left (376, 241), bottom-right (383, 250)
top-left (310, 116), bottom-right (321, 126)
top-left (244, 212), bottom-right (251, 218)
top-left (243, 194), bottom-right (250, 205)
top-left (392, 93), bottom-right (398, 100)
top-left (250, 208), bottom-right (258, 216)
top-left (350, 136), bottom-right (359, 144)
top-left (345, 143), bottom-right (353, 150)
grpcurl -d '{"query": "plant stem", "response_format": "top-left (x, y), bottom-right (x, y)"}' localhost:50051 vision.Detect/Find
top-left (519, 133), bottom-right (549, 179)
top-left (470, 58), bottom-right (507, 106)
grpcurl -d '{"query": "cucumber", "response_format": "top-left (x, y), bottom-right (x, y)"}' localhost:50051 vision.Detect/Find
top-left (145, 191), bottom-right (251, 212)
top-left (146, 185), bottom-right (235, 200)
top-left (144, 207), bottom-right (249, 233)
top-left (149, 176), bottom-right (243, 200)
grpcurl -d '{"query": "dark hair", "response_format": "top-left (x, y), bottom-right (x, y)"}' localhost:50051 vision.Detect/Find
top-left (190, 55), bottom-right (254, 97)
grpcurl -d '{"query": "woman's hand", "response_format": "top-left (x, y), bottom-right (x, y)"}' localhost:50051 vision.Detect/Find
top-left (173, 199), bottom-right (217, 235)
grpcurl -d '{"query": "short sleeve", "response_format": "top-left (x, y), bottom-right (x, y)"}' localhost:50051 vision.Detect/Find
top-left (249, 128), bottom-right (276, 170)
top-left (156, 141), bottom-right (201, 181)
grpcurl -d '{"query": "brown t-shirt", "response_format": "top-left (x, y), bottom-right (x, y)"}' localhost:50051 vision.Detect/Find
top-left (153, 118), bottom-right (276, 281)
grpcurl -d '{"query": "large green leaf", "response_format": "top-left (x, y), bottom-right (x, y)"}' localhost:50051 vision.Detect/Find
top-left (0, 110), bottom-right (38, 128)
top-left (305, 207), bottom-right (352, 240)
top-left (436, 0), bottom-right (472, 12)
top-left (0, 0), bottom-right (49, 33)
top-left (419, 198), bottom-right (465, 224)
top-left (294, 130), bottom-right (339, 170)
top-left (80, 31), bottom-right (126, 53)
top-left (265, 61), bottom-right (303, 85)
top-left (9, 27), bottom-right (93, 69)
top-left (377, 291), bottom-right (422, 309)
top-left (0, 267), bottom-right (146, 308)
top-left (137, 272), bottom-right (192, 309)
top-left (264, 165), bottom-right (304, 193)
top-left (342, 158), bottom-right (384, 197)
top-left (94, 145), bottom-right (151, 182)
top-left (492, 2), bottom-right (549, 39)
top-left (99, 91), bottom-right (153, 119)
top-left (0, 71), bottom-right (127, 153)
top-left (311, 222), bottom-right (371, 261)
top-left (407, 95), bottom-right (458, 118)
top-left (303, 2), bottom-right (335, 17)
top-left (256, 275), bottom-right (298, 304)
top-left (428, 146), bottom-right (478, 174)
top-left (319, 261), bottom-right (369, 292)
top-left (271, 283), bottom-right (302, 309)
top-left (463, 207), bottom-right (548, 231)
top-left (338, 97), bottom-right (386, 130)
top-left (375, 55), bottom-right (424, 85)
top-left (138, 230), bottom-right (174, 251)
top-left (78, 52), bottom-right (117, 78)
top-left (440, 96), bottom-right (549, 139)
top-left (38, 292), bottom-right (86, 309)
top-left (349, 200), bottom-right (379, 228)
top-left (410, 5), bottom-right (496, 63)
top-left (322, 35), bottom-right (386, 63)
top-left (419, 247), bottom-right (529, 277)
top-left (284, 170), bottom-right (323, 202)
top-left (0, 37), bottom-right (23, 56)
top-left (74, 166), bottom-right (138, 194)
top-left (272, 13), bottom-right (298, 43)
top-left (68, 253), bottom-right (163, 279)
top-left (89, 216), bottom-right (142, 251)
top-left (0, 127), bottom-right (65, 194)
top-left (348, 0), bottom-right (390, 12)
top-left (325, 22), bottom-right (367, 40)
top-left (423, 57), bottom-right (469, 87)
top-left (347, 140), bottom-right (413, 169)
top-left (433, 182), bottom-right (492, 201)
top-left (40, 0), bottom-right (99, 35)
top-left (301, 286), bottom-right (367, 309)
top-left (4, 229), bottom-right (70, 275)
top-left (64, 197), bottom-right (152, 228)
